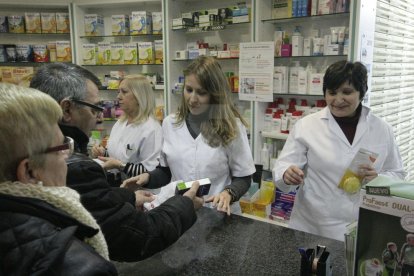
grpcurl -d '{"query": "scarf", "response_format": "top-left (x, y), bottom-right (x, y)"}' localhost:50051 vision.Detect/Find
top-left (0, 181), bottom-right (109, 260)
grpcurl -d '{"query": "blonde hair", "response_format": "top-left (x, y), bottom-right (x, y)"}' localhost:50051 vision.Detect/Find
top-left (118, 74), bottom-right (156, 124)
top-left (176, 56), bottom-right (247, 147)
top-left (0, 83), bottom-right (62, 182)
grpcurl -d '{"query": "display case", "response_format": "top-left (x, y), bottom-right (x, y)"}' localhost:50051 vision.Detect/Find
top-left (164, 0), bottom-right (254, 136)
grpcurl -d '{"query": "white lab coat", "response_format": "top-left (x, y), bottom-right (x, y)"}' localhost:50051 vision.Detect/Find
top-left (159, 114), bottom-right (256, 212)
top-left (107, 117), bottom-right (162, 171)
top-left (273, 106), bottom-right (406, 241)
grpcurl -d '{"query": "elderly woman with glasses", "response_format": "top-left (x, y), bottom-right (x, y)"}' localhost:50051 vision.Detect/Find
top-left (92, 74), bottom-right (162, 183)
top-left (0, 83), bottom-right (116, 275)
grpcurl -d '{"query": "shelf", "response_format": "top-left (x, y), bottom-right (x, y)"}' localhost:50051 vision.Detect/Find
top-left (262, 12), bottom-right (350, 24)
top-left (173, 21), bottom-right (250, 33)
top-left (0, 62), bottom-right (71, 66)
top-left (261, 131), bottom-right (289, 140)
top-left (82, 64), bottom-right (163, 66)
top-left (80, 34), bottom-right (162, 38)
top-left (172, 57), bottom-right (239, 61)
top-left (275, 55), bottom-right (347, 60)
top-left (273, 93), bottom-right (324, 97)
top-left (1, 32), bottom-right (70, 36)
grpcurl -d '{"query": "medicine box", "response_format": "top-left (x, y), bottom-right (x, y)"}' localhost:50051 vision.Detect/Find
top-left (41, 13), bottom-right (56, 33)
top-left (175, 178), bottom-right (211, 197)
top-left (138, 42), bottom-right (154, 64)
top-left (111, 15), bottom-right (129, 35)
top-left (84, 14), bottom-right (104, 36)
top-left (130, 11), bottom-right (152, 35)
top-left (56, 13), bottom-right (70, 33)
top-left (8, 15), bottom-right (25, 33)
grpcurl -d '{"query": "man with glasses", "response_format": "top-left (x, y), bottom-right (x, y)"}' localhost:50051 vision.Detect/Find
top-left (30, 63), bottom-right (203, 262)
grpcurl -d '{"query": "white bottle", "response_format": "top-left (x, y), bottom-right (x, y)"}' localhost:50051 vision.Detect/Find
top-left (289, 61), bottom-right (305, 94)
top-left (261, 142), bottom-right (270, 171)
top-left (272, 112), bottom-right (282, 133)
top-left (291, 26), bottom-right (303, 56)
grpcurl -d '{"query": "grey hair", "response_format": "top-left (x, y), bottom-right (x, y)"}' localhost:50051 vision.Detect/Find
top-left (30, 62), bottom-right (101, 102)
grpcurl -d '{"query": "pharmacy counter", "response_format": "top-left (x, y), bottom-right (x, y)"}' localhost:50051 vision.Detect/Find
top-left (113, 207), bottom-right (346, 275)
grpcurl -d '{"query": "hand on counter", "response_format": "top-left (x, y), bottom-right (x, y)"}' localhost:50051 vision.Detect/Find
top-left (183, 181), bottom-right (204, 210)
top-left (205, 190), bottom-right (232, 216)
top-left (283, 165), bottom-right (304, 186)
top-left (121, 172), bottom-right (150, 191)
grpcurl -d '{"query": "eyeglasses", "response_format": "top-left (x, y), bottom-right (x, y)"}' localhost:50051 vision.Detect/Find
top-left (72, 99), bottom-right (104, 116)
top-left (45, 136), bottom-right (74, 156)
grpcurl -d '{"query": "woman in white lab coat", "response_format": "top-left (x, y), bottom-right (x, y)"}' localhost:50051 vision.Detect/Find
top-left (92, 75), bottom-right (162, 180)
top-left (123, 56), bottom-right (256, 215)
top-left (273, 60), bottom-right (406, 241)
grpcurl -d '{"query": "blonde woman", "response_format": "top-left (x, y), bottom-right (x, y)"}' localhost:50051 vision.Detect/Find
top-left (93, 74), bottom-right (162, 179)
top-left (123, 56), bottom-right (256, 215)
top-left (0, 83), bottom-right (116, 275)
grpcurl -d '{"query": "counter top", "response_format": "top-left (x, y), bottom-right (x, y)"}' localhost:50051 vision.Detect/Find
top-left (114, 207), bottom-right (346, 275)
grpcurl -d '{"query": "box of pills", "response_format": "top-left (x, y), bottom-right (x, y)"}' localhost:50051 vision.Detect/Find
top-left (84, 14), bottom-right (104, 36)
top-left (154, 40), bottom-right (163, 64)
top-left (0, 16), bottom-right (8, 33)
top-left (25, 12), bottom-right (41, 33)
top-left (97, 42), bottom-right (111, 65)
top-left (130, 11), bottom-right (151, 35)
top-left (152, 12), bottom-right (162, 34)
top-left (41, 13), bottom-right (56, 33)
top-left (111, 14), bottom-right (129, 35)
top-left (82, 44), bottom-right (96, 65)
top-left (138, 42), bottom-right (154, 64)
top-left (56, 41), bottom-right (71, 62)
top-left (123, 43), bottom-right (137, 64)
top-left (175, 178), bottom-right (211, 197)
top-left (56, 13), bottom-right (70, 33)
top-left (111, 43), bottom-right (124, 64)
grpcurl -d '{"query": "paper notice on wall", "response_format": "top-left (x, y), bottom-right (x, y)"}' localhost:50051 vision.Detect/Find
top-left (239, 42), bottom-right (274, 102)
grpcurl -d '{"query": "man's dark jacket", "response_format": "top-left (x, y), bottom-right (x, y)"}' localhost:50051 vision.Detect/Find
top-left (61, 124), bottom-right (197, 262)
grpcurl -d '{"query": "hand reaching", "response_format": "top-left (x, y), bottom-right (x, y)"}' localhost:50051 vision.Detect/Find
top-left (91, 144), bottom-right (106, 158)
top-left (205, 190), bottom-right (232, 216)
top-left (183, 181), bottom-right (204, 210)
top-left (121, 173), bottom-right (150, 191)
top-left (283, 165), bottom-right (304, 185)
top-left (135, 190), bottom-right (155, 208)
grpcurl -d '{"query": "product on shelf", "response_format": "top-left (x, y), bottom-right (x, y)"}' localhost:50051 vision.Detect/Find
top-left (41, 12), bottom-right (57, 34)
top-left (0, 16), bottom-right (8, 32)
top-left (84, 14), bottom-right (104, 36)
top-left (152, 12), bottom-right (162, 34)
top-left (8, 15), bottom-right (25, 33)
top-left (110, 43), bottom-right (124, 64)
top-left (82, 43), bottom-right (96, 65)
top-left (154, 40), bottom-right (163, 64)
top-left (0, 66), bottom-right (34, 87)
top-left (97, 42), bottom-right (111, 65)
top-left (123, 43), bottom-right (137, 64)
top-left (56, 41), bottom-right (71, 62)
top-left (56, 12), bottom-right (70, 34)
top-left (111, 14), bottom-right (130, 36)
top-left (5, 45), bottom-right (17, 62)
top-left (138, 42), bottom-right (154, 64)
top-left (16, 44), bottom-right (33, 62)
top-left (24, 12), bottom-right (41, 34)
top-left (130, 11), bottom-right (152, 35)
top-left (33, 44), bottom-right (49, 63)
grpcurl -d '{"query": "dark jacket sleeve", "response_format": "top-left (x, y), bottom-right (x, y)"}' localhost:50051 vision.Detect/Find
top-left (145, 165), bottom-right (172, 189)
top-left (66, 156), bottom-right (196, 262)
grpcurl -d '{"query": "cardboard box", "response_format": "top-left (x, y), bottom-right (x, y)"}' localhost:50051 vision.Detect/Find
top-left (130, 11), bottom-right (151, 35)
top-left (25, 12), bottom-right (41, 33)
top-left (138, 42), bottom-right (153, 64)
top-left (97, 42), bottom-right (111, 65)
top-left (154, 40), bottom-right (163, 64)
top-left (123, 43), bottom-right (137, 64)
top-left (56, 40), bottom-right (71, 62)
top-left (84, 14), bottom-right (104, 36)
top-left (82, 43), bottom-right (96, 65)
top-left (152, 12), bottom-right (162, 34)
top-left (41, 13), bottom-right (56, 33)
top-left (8, 15), bottom-right (25, 33)
top-left (272, 0), bottom-right (293, 19)
top-left (175, 178), bottom-right (211, 197)
top-left (110, 43), bottom-right (124, 64)
top-left (0, 16), bottom-right (8, 33)
top-left (56, 12), bottom-right (70, 33)
top-left (355, 178), bottom-right (414, 276)
top-left (111, 15), bottom-right (129, 35)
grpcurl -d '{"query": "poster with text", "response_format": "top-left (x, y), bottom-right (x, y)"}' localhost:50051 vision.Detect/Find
top-left (239, 42), bottom-right (274, 102)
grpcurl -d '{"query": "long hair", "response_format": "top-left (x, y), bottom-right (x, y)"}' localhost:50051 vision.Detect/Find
top-left (0, 83), bottom-right (62, 181)
top-left (118, 74), bottom-right (156, 124)
top-left (176, 56), bottom-right (247, 147)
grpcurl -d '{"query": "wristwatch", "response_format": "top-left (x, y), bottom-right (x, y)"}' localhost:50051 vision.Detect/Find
top-left (224, 188), bottom-right (236, 203)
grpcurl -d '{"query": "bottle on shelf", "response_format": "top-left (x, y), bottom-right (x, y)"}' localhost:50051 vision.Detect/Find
top-left (261, 142), bottom-right (270, 171)
top-left (291, 26), bottom-right (303, 56)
